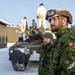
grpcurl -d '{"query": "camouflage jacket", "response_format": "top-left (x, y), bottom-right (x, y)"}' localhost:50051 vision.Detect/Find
top-left (55, 28), bottom-right (75, 75)
top-left (38, 41), bottom-right (60, 75)
top-left (38, 28), bottom-right (75, 75)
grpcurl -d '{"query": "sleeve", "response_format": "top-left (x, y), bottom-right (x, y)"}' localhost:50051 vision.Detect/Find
top-left (59, 33), bottom-right (75, 72)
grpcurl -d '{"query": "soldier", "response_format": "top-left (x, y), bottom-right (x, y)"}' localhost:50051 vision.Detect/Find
top-left (26, 22), bottom-right (28, 30)
top-left (36, 3), bottom-right (46, 29)
top-left (38, 31), bottom-right (59, 75)
top-left (31, 19), bottom-right (37, 29)
top-left (46, 8), bottom-right (75, 75)
top-left (19, 17), bottom-right (27, 33)
top-left (19, 17), bottom-right (27, 41)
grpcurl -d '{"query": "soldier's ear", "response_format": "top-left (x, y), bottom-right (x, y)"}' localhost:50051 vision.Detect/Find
top-left (62, 17), bottom-right (67, 25)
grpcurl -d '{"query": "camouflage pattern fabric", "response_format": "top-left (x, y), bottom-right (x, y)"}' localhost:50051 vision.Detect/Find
top-left (55, 28), bottom-right (75, 75)
top-left (38, 28), bottom-right (75, 75)
top-left (38, 43), bottom-right (60, 75)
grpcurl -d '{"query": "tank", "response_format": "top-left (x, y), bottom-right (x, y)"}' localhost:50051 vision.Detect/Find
top-left (9, 27), bottom-right (45, 71)
top-left (9, 40), bottom-right (42, 71)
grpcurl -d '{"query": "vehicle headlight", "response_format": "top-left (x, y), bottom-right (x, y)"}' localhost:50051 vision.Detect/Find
top-left (9, 48), bottom-right (17, 53)
top-left (24, 47), bottom-right (30, 54)
top-left (10, 50), bottom-right (13, 53)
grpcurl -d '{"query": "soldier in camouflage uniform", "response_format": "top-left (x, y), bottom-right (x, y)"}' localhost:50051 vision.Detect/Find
top-left (38, 31), bottom-right (59, 75)
top-left (45, 8), bottom-right (75, 75)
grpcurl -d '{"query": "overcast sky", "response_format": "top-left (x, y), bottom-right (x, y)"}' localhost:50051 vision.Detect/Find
top-left (0, 0), bottom-right (75, 28)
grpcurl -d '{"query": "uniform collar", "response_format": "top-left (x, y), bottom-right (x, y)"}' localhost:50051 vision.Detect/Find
top-left (55, 28), bottom-right (71, 38)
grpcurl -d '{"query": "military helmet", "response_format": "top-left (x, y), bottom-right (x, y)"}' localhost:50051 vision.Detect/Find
top-left (32, 19), bottom-right (35, 21)
top-left (39, 3), bottom-right (44, 6)
top-left (43, 31), bottom-right (53, 40)
top-left (23, 17), bottom-right (26, 19)
top-left (46, 8), bottom-right (72, 24)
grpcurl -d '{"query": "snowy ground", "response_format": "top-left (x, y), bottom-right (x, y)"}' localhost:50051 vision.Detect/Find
top-left (0, 48), bottom-right (39, 75)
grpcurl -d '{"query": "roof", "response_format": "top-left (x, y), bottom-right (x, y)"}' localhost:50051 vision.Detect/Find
top-left (0, 19), bottom-right (10, 26)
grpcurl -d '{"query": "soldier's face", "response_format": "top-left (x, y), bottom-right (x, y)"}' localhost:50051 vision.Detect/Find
top-left (43, 37), bottom-right (51, 46)
top-left (49, 16), bottom-right (62, 32)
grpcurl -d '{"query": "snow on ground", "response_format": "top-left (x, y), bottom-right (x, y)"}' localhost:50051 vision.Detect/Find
top-left (0, 47), bottom-right (39, 75)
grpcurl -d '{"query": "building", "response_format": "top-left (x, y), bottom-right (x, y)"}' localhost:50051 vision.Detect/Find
top-left (7, 26), bottom-right (19, 47)
top-left (0, 19), bottom-right (19, 48)
top-left (0, 19), bottom-right (9, 48)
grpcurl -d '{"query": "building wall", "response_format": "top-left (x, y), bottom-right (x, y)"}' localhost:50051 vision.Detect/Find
top-left (0, 24), bottom-right (7, 48)
top-left (0, 19), bottom-right (20, 48)
top-left (7, 27), bottom-right (19, 43)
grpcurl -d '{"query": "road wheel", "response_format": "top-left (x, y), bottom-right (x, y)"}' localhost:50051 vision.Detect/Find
top-left (11, 61), bottom-right (26, 71)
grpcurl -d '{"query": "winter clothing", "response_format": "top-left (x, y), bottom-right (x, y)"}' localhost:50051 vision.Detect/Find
top-left (43, 31), bottom-right (53, 40)
top-left (36, 3), bottom-right (46, 29)
top-left (19, 17), bottom-right (27, 33)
